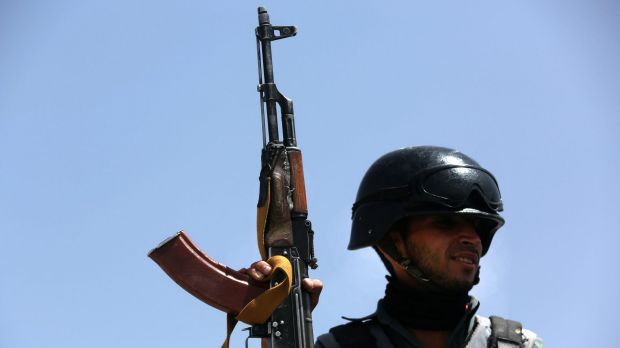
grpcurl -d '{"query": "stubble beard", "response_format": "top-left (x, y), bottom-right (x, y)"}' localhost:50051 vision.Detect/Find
top-left (407, 242), bottom-right (476, 294)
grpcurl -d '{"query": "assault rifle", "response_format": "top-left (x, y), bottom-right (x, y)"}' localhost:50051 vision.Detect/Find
top-left (149, 7), bottom-right (317, 348)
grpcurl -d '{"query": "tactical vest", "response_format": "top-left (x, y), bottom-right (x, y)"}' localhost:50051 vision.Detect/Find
top-left (323, 315), bottom-right (540, 348)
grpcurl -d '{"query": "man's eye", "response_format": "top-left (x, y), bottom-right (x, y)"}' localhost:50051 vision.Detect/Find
top-left (432, 217), bottom-right (455, 229)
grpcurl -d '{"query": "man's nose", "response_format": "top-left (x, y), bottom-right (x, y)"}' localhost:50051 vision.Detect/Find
top-left (459, 225), bottom-right (482, 250)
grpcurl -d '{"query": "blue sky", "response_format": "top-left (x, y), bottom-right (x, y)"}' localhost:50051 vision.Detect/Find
top-left (1, 1), bottom-right (618, 347)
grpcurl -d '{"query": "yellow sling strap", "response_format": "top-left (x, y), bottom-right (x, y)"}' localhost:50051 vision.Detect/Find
top-left (221, 255), bottom-right (293, 348)
top-left (256, 178), bottom-right (271, 260)
top-left (221, 178), bottom-right (293, 348)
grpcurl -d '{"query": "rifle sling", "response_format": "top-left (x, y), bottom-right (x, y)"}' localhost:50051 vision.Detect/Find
top-left (221, 255), bottom-right (293, 348)
top-left (257, 177), bottom-right (271, 260)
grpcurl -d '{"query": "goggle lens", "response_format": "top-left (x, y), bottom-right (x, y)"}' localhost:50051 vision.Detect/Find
top-left (420, 167), bottom-right (502, 211)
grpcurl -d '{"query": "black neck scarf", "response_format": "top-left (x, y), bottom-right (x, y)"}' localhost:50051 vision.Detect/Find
top-left (382, 277), bottom-right (471, 331)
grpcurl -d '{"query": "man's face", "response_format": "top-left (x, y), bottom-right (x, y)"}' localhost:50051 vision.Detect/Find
top-left (391, 215), bottom-right (483, 292)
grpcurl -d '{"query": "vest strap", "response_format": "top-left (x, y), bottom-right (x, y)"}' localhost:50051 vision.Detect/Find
top-left (489, 316), bottom-right (524, 348)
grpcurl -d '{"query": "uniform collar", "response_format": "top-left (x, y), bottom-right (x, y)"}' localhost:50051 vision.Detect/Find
top-left (374, 296), bottom-right (480, 348)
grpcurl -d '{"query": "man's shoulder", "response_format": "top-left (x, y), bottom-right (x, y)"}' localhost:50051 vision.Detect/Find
top-left (315, 319), bottom-right (379, 348)
top-left (469, 315), bottom-right (544, 348)
top-left (315, 332), bottom-right (342, 348)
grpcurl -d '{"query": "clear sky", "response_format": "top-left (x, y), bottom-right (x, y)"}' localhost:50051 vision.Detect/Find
top-left (1, 1), bottom-right (618, 347)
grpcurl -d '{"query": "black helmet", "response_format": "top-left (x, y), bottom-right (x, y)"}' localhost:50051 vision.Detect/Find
top-left (349, 146), bottom-right (504, 256)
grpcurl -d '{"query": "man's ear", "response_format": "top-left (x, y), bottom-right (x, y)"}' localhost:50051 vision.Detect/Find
top-left (387, 229), bottom-right (408, 259)
top-left (377, 229), bottom-right (417, 283)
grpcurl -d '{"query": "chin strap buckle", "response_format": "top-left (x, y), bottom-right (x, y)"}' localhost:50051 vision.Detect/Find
top-left (399, 258), bottom-right (431, 283)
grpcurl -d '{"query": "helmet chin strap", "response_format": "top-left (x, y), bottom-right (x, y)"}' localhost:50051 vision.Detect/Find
top-left (378, 240), bottom-right (432, 284)
top-left (398, 258), bottom-right (431, 283)
top-left (401, 256), bottom-right (481, 288)
top-left (377, 241), bottom-right (481, 289)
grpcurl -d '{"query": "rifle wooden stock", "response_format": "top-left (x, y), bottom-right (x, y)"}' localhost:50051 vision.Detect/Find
top-left (148, 231), bottom-right (267, 315)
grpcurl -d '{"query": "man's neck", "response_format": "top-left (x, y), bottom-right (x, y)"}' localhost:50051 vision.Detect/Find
top-left (382, 277), bottom-right (470, 330)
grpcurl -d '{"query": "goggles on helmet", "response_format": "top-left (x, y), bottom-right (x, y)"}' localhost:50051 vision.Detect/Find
top-left (352, 164), bottom-right (503, 214)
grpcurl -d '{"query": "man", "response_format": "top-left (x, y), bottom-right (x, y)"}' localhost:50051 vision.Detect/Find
top-left (246, 146), bottom-right (543, 348)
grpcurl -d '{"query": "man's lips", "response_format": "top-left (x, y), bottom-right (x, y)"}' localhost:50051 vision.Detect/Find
top-left (449, 245), bottom-right (481, 266)
top-left (451, 251), bottom-right (479, 265)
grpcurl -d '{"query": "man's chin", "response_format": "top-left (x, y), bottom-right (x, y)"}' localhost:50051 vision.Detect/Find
top-left (436, 277), bottom-right (476, 294)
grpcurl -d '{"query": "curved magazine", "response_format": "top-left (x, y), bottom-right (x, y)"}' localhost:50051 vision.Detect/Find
top-left (148, 231), bottom-right (267, 315)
